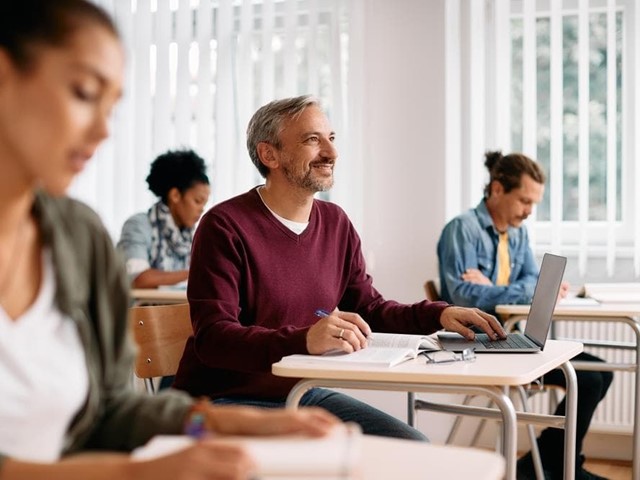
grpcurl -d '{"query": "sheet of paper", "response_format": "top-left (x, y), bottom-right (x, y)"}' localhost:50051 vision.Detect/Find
top-left (132, 424), bottom-right (362, 477)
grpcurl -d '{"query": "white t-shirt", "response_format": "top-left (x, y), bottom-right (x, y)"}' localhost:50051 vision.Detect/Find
top-left (0, 250), bottom-right (89, 462)
top-left (257, 186), bottom-right (309, 234)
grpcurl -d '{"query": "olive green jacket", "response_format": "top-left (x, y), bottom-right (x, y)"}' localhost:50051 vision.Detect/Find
top-left (0, 192), bottom-right (193, 471)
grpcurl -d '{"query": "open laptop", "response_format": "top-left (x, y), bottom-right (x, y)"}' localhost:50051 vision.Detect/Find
top-left (437, 253), bottom-right (567, 353)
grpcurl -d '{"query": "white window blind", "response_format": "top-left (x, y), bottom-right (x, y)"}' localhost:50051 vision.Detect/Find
top-left (71, 0), bottom-right (350, 239)
top-left (449, 0), bottom-right (638, 280)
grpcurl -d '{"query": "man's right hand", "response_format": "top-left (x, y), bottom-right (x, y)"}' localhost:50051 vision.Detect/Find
top-left (306, 310), bottom-right (372, 354)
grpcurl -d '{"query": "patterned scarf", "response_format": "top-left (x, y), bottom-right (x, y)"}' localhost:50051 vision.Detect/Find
top-left (147, 201), bottom-right (193, 271)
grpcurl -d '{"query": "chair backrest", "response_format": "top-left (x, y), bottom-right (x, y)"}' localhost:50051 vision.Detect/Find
top-left (129, 303), bottom-right (192, 380)
top-left (423, 279), bottom-right (441, 301)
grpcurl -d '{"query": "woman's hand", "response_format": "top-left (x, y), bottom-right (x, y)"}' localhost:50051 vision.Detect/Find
top-left (1, 445), bottom-right (256, 480)
top-left (130, 440), bottom-right (256, 480)
top-left (203, 405), bottom-right (339, 437)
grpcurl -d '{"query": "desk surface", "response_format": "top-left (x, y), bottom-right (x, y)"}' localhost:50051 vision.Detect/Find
top-left (496, 302), bottom-right (640, 318)
top-left (273, 339), bottom-right (582, 386)
top-left (360, 435), bottom-right (504, 480)
top-left (133, 434), bottom-right (504, 480)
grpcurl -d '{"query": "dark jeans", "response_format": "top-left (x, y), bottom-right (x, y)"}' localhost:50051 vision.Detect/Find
top-left (213, 387), bottom-right (428, 441)
top-left (532, 352), bottom-right (614, 474)
top-left (158, 375), bottom-right (175, 390)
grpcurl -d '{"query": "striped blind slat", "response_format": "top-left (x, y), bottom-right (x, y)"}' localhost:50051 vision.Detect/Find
top-left (260, 0), bottom-right (275, 105)
top-left (577, 0), bottom-right (590, 274)
top-left (214, 0), bottom-right (235, 202)
top-left (153, 0), bottom-right (172, 152)
top-left (307, 0), bottom-right (319, 96)
top-left (283, 0), bottom-right (298, 96)
top-left (133, 0), bottom-right (154, 210)
top-left (195, 0), bottom-right (214, 168)
top-left (174, 1), bottom-right (192, 146)
top-left (606, 0), bottom-right (618, 276)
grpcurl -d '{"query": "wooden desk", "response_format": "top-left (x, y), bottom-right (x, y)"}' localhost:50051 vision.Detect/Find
top-left (130, 288), bottom-right (187, 305)
top-left (496, 302), bottom-right (640, 480)
top-left (272, 339), bottom-right (582, 480)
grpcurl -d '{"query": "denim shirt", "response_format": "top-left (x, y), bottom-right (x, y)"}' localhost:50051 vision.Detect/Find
top-left (437, 200), bottom-right (539, 314)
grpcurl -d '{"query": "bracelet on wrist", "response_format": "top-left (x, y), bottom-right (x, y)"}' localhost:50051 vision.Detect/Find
top-left (183, 398), bottom-right (213, 438)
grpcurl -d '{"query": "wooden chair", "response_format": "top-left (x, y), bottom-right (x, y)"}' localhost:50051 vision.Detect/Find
top-left (129, 303), bottom-right (192, 394)
top-left (423, 279), bottom-right (441, 301)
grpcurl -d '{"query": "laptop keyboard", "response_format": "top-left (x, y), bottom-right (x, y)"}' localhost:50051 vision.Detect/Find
top-left (477, 333), bottom-right (536, 349)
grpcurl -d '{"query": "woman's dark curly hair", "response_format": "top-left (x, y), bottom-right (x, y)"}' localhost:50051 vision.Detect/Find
top-left (146, 149), bottom-right (209, 203)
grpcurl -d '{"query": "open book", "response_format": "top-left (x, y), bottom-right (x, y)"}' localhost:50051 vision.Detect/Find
top-left (132, 423), bottom-right (362, 478)
top-left (577, 282), bottom-right (640, 303)
top-left (279, 332), bottom-right (441, 368)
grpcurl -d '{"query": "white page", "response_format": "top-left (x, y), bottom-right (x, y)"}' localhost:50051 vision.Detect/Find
top-left (282, 347), bottom-right (416, 368)
top-left (369, 332), bottom-right (440, 351)
top-left (132, 424), bottom-right (362, 477)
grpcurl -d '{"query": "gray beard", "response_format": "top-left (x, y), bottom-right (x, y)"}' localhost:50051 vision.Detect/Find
top-left (282, 165), bottom-right (334, 192)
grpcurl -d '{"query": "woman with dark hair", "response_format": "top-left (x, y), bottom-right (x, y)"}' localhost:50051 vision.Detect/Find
top-left (118, 149), bottom-right (210, 289)
top-left (0, 1), bottom-right (337, 479)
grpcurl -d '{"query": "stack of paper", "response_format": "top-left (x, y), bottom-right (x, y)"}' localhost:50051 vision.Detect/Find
top-left (577, 283), bottom-right (640, 303)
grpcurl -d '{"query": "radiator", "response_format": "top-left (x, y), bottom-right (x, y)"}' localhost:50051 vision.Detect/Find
top-left (525, 321), bottom-right (635, 434)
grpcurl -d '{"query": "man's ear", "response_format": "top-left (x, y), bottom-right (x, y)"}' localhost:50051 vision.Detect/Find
top-left (257, 142), bottom-right (279, 170)
top-left (490, 180), bottom-right (504, 197)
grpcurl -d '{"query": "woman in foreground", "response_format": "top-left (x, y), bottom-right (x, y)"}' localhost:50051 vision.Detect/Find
top-left (0, 1), bottom-right (336, 479)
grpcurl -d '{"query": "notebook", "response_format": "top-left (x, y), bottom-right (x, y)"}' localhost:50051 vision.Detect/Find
top-left (437, 253), bottom-right (567, 353)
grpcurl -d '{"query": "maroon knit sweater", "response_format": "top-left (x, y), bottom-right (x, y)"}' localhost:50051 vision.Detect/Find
top-left (173, 187), bottom-right (449, 400)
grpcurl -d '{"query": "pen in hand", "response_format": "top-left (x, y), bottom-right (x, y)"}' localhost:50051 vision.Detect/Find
top-left (314, 309), bottom-right (373, 340)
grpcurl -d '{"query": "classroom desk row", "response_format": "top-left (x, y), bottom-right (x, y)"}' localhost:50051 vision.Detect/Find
top-left (273, 339), bottom-right (582, 480)
top-left (133, 286), bottom-right (640, 479)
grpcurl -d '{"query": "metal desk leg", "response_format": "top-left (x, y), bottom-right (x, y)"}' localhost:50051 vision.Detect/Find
top-left (560, 361), bottom-right (577, 480)
top-left (632, 320), bottom-right (640, 480)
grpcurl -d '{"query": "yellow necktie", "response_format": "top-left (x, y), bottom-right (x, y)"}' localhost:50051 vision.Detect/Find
top-left (496, 232), bottom-right (511, 286)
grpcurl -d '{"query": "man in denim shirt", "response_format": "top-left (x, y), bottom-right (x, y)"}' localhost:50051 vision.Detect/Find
top-left (437, 151), bottom-right (612, 480)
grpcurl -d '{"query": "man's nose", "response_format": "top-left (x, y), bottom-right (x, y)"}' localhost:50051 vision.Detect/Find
top-left (320, 138), bottom-right (338, 159)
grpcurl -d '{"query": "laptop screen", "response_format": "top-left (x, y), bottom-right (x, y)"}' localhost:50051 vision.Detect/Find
top-left (524, 253), bottom-right (567, 347)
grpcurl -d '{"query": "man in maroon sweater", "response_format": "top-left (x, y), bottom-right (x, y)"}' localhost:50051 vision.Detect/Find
top-left (174, 95), bottom-right (505, 440)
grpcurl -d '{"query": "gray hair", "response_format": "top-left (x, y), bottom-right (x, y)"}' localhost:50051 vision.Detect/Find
top-left (246, 95), bottom-right (321, 177)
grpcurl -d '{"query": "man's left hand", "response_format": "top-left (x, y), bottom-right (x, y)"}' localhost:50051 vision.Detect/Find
top-left (439, 306), bottom-right (507, 340)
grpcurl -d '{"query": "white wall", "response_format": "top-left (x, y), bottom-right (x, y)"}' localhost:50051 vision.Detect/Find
top-left (343, 0), bottom-right (455, 441)
top-left (357, 0), bottom-right (447, 303)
